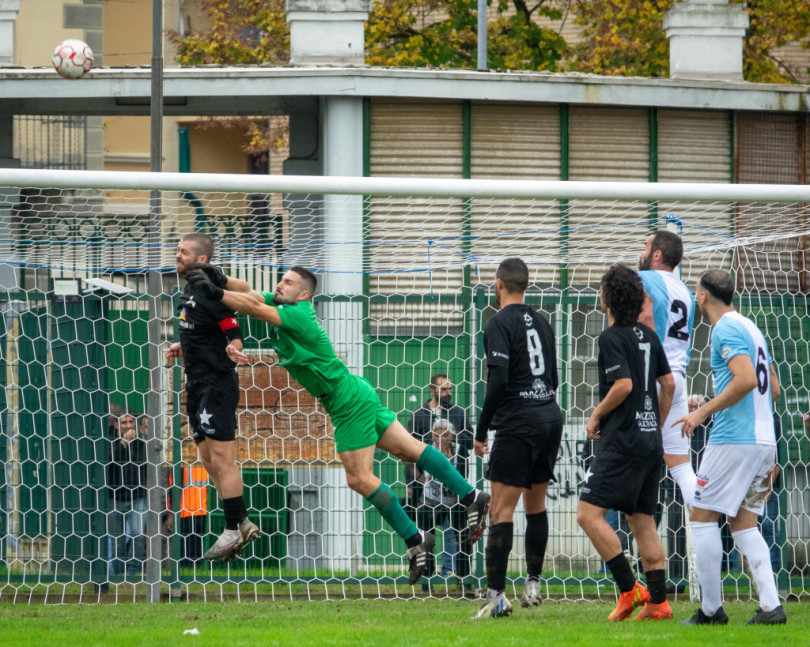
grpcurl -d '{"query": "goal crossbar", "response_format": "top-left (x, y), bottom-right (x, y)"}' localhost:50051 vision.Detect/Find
top-left (2, 167), bottom-right (810, 202)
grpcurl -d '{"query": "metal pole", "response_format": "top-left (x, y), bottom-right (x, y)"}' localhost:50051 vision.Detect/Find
top-left (477, 0), bottom-right (487, 70)
top-left (145, 0), bottom-right (164, 604)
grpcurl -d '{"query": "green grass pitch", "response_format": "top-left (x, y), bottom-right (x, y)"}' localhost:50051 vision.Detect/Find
top-left (0, 598), bottom-right (805, 647)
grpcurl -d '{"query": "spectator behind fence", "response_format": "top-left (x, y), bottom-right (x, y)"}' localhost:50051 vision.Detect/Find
top-left (180, 465), bottom-right (210, 566)
top-left (107, 410), bottom-right (148, 577)
top-left (414, 417), bottom-right (472, 594)
top-left (407, 373), bottom-right (473, 588)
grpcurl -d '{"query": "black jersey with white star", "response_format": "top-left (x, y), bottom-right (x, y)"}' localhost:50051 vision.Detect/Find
top-left (484, 303), bottom-right (561, 431)
top-left (596, 323), bottom-right (670, 457)
top-left (177, 283), bottom-right (243, 379)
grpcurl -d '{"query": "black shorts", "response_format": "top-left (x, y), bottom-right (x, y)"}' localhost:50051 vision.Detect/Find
top-left (579, 449), bottom-right (661, 516)
top-left (186, 372), bottom-right (239, 444)
top-left (486, 419), bottom-right (563, 489)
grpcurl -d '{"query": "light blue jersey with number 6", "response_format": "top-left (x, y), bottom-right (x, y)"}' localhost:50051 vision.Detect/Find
top-left (708, 311), bottom-right (775, 446)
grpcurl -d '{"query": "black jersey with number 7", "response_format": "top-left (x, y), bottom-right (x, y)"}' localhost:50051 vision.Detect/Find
top-left (596, 323), bottom-right (671, 457)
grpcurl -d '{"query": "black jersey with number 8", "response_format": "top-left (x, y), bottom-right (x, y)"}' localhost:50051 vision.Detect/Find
top-left (484, 303), bottom-right (560, 431)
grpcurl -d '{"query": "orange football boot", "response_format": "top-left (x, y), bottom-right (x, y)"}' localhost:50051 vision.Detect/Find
top-left (608, 581), bottom-right (650, 622)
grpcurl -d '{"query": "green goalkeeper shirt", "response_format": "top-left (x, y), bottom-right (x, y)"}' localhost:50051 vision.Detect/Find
top-left (261, 295), bottom-right (349, 398)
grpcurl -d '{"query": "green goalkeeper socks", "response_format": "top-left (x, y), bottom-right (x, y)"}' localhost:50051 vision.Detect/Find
top-left (366, 482), bottom-right (419, 541)
top-left (416, 445), bottom-right (474, 498)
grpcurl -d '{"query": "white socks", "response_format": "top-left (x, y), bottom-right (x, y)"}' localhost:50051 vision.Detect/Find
top-left (733, 527), bottom-right (781, 612)
top-left (670, 462), bottom-right (697, 509)
top-left (691, 521), bottom-right (723, 615)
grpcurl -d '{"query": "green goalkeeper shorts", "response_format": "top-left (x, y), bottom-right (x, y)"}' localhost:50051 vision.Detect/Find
top-left (322, 374), bottom-right (397, 454)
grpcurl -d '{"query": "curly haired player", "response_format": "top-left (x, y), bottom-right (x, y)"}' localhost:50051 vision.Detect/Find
top-left (577, 264), bottom-right (675, 622)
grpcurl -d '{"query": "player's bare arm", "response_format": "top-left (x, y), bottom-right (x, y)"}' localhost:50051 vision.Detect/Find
top-left (656, 372), bottom-right (675, 434)
top-left (638, 293), bottom-right (655, 329)
top-left (185, 269), bottom-right (282, 326)
top-left (165, 342), bottom-right (182, 364)
top-left (221, 290), bottom-right (283, 327)
top-left (194, 262), bottom-right (265, 304)
top-left (586, 377), bottom-right (632, 439)
top-left (223, 276), bottom-right (264, 303)
top-left (225, 338), bottom-right (250, 365)
top-left (770, 363), bottom-right (780, 402)
top-left (473, 439), bottom-right (489, 456)
top-left (675, 354), bottom-right (758, 435)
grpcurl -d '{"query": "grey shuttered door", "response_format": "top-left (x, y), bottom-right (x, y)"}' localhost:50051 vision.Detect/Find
top-left (470, 102), bottom-right (561, 286)
top-left (368, 99), bottom-right (465, 334)
top-left (567, 106), bottom-right (649, 285)
top-left (735, 112), bottom-right (804, 293)
top-left (658, 109), bottom-right (734, 285)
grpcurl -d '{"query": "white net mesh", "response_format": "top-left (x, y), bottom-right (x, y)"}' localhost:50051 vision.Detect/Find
top-left (0, 171), bottom-right (808, 602)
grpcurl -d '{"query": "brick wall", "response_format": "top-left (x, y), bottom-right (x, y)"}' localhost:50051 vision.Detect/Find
top-left (172, 353), bottom-right (336, 465)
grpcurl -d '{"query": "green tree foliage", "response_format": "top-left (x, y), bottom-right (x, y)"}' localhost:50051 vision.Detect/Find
top-left (168, 1), bottom-right (290, 155)
top-left (172, 1), bottom-right (809, 83)
top-left (572, 0), bottom-right (671, 77)
top-left (742, 0), bottom-right (810, 83)
top-left (573, 0), bottom-right (810, 83)
top-left (173, 1), bottom-right (569, 72)
top-left (170, 0), bottom-right (289, 66)
top-left (366, 0), bottom-right (569, 71)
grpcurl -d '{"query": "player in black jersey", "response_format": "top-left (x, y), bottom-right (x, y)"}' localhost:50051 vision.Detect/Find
top-left (473, 258), bottom-right (563, 618)
top-left (165, 233), bottom-right (259, 563)
top-left (577, 264), bottom-right (675, 622)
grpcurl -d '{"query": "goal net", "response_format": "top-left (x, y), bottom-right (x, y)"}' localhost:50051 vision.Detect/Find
top-left (0, 168), bottom-right (807, 603)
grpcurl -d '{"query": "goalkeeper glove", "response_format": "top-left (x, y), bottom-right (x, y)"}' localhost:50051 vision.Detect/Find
top-left (193, 262), bottom-right (228, 288)
top-left (185, 270), bottom-right (224, 300)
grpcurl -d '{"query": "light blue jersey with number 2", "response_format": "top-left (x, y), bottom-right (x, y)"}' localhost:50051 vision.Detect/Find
top-left (708, 311), bottom-right (775, 446)
top-left (639, 270), bottom-right (695, 376)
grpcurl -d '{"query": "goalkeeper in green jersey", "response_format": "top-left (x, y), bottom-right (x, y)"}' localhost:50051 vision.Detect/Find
top-left (185, 264), bottom-right (490, 586)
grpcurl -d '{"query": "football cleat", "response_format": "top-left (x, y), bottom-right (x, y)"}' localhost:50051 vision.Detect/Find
top-left (466, 490), bottom-right (491, 546)
top-left (746, 605), bottom-right (787, 625)
top-left (406, 531), bottom-right (435, 585)
top-left (203, 528), bottom-right (242, 562)
top-left (681, 607), bottom-right (729, 625)
top-left (608, 581), bottom-right (650, 622)
top-left (520, 579), bottom-right (542, 608)
top-left (475, 591), bottom-right (513, 619)
top-left (239, 517), bottom-right (261, 544)
top-left (634, 600), bottom-right (673, 621)
top-left (218, 518), bottom-right (262, 564)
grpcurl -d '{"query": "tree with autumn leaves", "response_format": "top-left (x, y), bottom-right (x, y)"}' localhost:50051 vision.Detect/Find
top-left (573, 0), bottom-right (810, 83)
top-left (365, 0), bottom-right (568, 70)
top-left (172, 0), bottom-right (569, 72)
top-left (171, 0), bottom-right (809, 152)
top-left (173, 0), bottom-right (809, 83)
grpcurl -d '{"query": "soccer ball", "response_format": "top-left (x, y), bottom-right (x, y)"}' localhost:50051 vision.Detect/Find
top-left (52, 39), bottom-right (94, 79)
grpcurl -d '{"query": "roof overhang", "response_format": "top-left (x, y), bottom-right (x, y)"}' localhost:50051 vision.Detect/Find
top-left (0, 65), bottom-right (808, 116)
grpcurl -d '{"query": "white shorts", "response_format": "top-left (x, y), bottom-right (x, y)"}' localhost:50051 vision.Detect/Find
top-left (694, 444), bottom-right (776, 517)
top-left (660, 372), bottom-right (688, 455)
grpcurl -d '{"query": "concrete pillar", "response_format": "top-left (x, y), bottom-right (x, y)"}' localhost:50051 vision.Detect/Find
top-left (320, 96), bottom-right (364, 375)
top-left (286, 0), bottom-right (370, 66)
top-left (0, 0), bottom-right (19, 65)
top-left (664, 0), bottom-right (749, 81)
